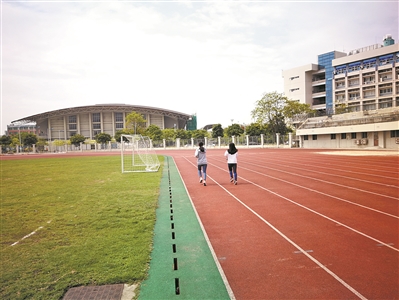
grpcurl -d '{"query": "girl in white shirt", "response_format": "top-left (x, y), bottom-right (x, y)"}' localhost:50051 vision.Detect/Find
top-left (224, 143), bottom-right (238, 185)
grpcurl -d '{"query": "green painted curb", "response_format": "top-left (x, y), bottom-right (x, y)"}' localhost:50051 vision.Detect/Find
top-left (139, 156), bottom-right (231, 300)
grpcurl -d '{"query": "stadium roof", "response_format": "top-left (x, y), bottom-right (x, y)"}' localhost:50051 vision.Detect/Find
top-left (12, 104), bottom-right (192, 124)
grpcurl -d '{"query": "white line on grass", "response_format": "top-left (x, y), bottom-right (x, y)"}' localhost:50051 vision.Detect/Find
top-left (10, 220), bottom-right (51, 247)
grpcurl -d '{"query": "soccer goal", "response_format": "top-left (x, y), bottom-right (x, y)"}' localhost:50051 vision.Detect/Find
top-left (121, 134), bottom-right (160, 173)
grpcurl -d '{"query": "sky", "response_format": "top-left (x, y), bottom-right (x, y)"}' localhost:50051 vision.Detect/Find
top-left (1, 0), bottom-right (398, 133)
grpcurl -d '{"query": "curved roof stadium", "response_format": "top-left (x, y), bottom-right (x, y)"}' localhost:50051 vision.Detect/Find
top-left (12, 104), bottom-right (193, 141)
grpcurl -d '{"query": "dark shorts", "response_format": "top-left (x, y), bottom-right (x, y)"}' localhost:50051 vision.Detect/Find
top-left (228, 163), bottom-right (237, 172)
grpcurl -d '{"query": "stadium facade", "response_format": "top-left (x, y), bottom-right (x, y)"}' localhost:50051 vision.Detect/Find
top-left (11, 104), bottom-right (194, 141)
top-left (282, 35), bottom-right (399, 149)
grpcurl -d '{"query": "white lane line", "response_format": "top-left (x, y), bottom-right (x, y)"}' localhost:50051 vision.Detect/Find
top-left (201, 174), bottom-right (368, 300)
top-left (10, 220), bottom-right (51, 247)
top-left (238, 159), bottom-right (399, 201)
top-left (235, 163), bottom-right (399, 219)
top-left (251, 158), bottom-right (398, 188)
top-left (243, 177), bottom-right (399, 252)
top-left (174, 157), bottom-right (236, 300)
top-left (207, 161), bottom-right (398, 251)
top-left (275, 156), bottom-right (398, 177)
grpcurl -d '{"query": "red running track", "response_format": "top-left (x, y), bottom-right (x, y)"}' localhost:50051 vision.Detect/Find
top-left (165, 148), bottom-right (398, 300)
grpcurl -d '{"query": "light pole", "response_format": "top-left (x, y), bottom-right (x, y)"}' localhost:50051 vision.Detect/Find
top-left (18, 127), bottom-right (22, 152)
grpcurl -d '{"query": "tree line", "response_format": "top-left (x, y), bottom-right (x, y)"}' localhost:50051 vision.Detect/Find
top-left (1, 92), bottom-right (314, 152)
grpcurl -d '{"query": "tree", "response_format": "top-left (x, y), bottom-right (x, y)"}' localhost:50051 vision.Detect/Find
top-left (0, 135), bottom-right (12, 153)
top-left (334, 103), bottom-right (349, 115)
top-left (245, 123), bottom-right (267, 136)
top-left (175, 129), bottom-right (191, 140)
top-left (268, 113), bottom-right (291, 136)
top-left (251, 91), bottom-right (287, 125)
top-left (225, 124), bottom-right (244, 137)
top-left (282, 100), bottom-right (315, 119)
top-left (125, 111), bottom-right (146, 134)
top-left (22, 133), bottom-right (38, 147)
top-left (70, 134), bottom-right (86, 147)
top-left (115, 129), bottom-right (134, 143)
top-left (191, 129), bottom-right (209, 139)
top-left (95, 133), bottom-right (112, 144)
top-left (144, 125), bottom-right (163, 140)
top-left (211, 124), bottom-right (224, 138)
top-left (162, 128), bottom-right (176, 140)
top-left (35, 138), bottom-right (48, 152)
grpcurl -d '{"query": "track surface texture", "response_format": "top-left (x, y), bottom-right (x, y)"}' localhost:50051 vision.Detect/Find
top-left (3, 148), bottom-right (398, 299)
top-left (163, 148), bottom-right (398, 300)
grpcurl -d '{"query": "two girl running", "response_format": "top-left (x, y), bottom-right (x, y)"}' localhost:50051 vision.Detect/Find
top-left (195, 142), bottom-right (238, 186)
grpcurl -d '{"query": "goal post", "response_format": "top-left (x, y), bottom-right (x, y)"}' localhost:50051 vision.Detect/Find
top-left (121, 134), bottom-right (160, 173)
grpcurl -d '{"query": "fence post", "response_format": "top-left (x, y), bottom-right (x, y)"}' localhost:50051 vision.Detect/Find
top-left (289, 132), bottom-right (293, 148)
top-left (276, 133), bottom-right (280, 148)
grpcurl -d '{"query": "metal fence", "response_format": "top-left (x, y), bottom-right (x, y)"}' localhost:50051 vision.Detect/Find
top-left (2, 134), bottom-right (293, 154)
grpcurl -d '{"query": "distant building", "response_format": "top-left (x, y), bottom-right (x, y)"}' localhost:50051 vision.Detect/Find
top-left (283, 34), bottom-right (399, 149)
top-left (11, 104), bottom-right (194, 141)
top-left (7, 123), bottom-right (38, 136)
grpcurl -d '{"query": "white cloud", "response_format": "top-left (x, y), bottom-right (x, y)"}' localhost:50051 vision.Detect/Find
top-left (1, 1), bottom-right (398, 132)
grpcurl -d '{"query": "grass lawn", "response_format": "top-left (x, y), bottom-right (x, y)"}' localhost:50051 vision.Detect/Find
top-left (1, 155), bottom-right (164, 299)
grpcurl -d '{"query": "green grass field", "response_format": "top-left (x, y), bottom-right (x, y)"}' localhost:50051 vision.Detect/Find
top-left (1, 155), bottom-right (164, 300)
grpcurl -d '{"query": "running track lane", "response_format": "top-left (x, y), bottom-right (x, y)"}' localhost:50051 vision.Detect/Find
top-left (167, 148), bottom-right (398, 300)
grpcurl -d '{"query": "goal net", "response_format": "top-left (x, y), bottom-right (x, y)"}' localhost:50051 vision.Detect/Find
top-left (121, 134), bottom-right (160, 173)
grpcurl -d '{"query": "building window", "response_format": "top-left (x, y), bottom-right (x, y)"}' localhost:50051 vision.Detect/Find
top-left (363, 89), bottom-right (375, 99)
top-left (379, 99), bottom-right (393, 109)
top-left (312, 135), bottom-right (317, 140)
top-left (93, 130), bottom-right (101, 136)
top-left (115, 112), bottom-right (123, 122)
top-left (116, 123), bottom-right (124, 129)
top-left (331, 134), bottom-right (336, 140)
top-left (351, 132), bottom-right (357, 139)
top-left (341, 133), bottom-right (347, 139)
top-left (391, 130), bottom-right (399, 138)
top-left (379, 86), bottom-right (392, 96)
top-left (69, 115), bottom-right (77, 123)
top-left (363, 59), bottom-right (376, 69)
top-left (304, 135), bottom-right (308, 140)
top-left (93, 123), bottom-right (101, 129)
top-left (363, 100), bottom-right (376, 111)
top-left (92, 113), bottom-right (101, 123)
top-left (348, 63), bottom-right (361, 73)
top-left (69, 124), bottom-right (77, 130)
top-left (361, 132), bottom-right (367, 139)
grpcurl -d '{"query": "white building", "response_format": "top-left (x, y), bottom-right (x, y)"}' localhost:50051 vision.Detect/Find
top-left (11, 104), bottom-right (193, 141)
top-left (282, 35), bottom-right (399, 150)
